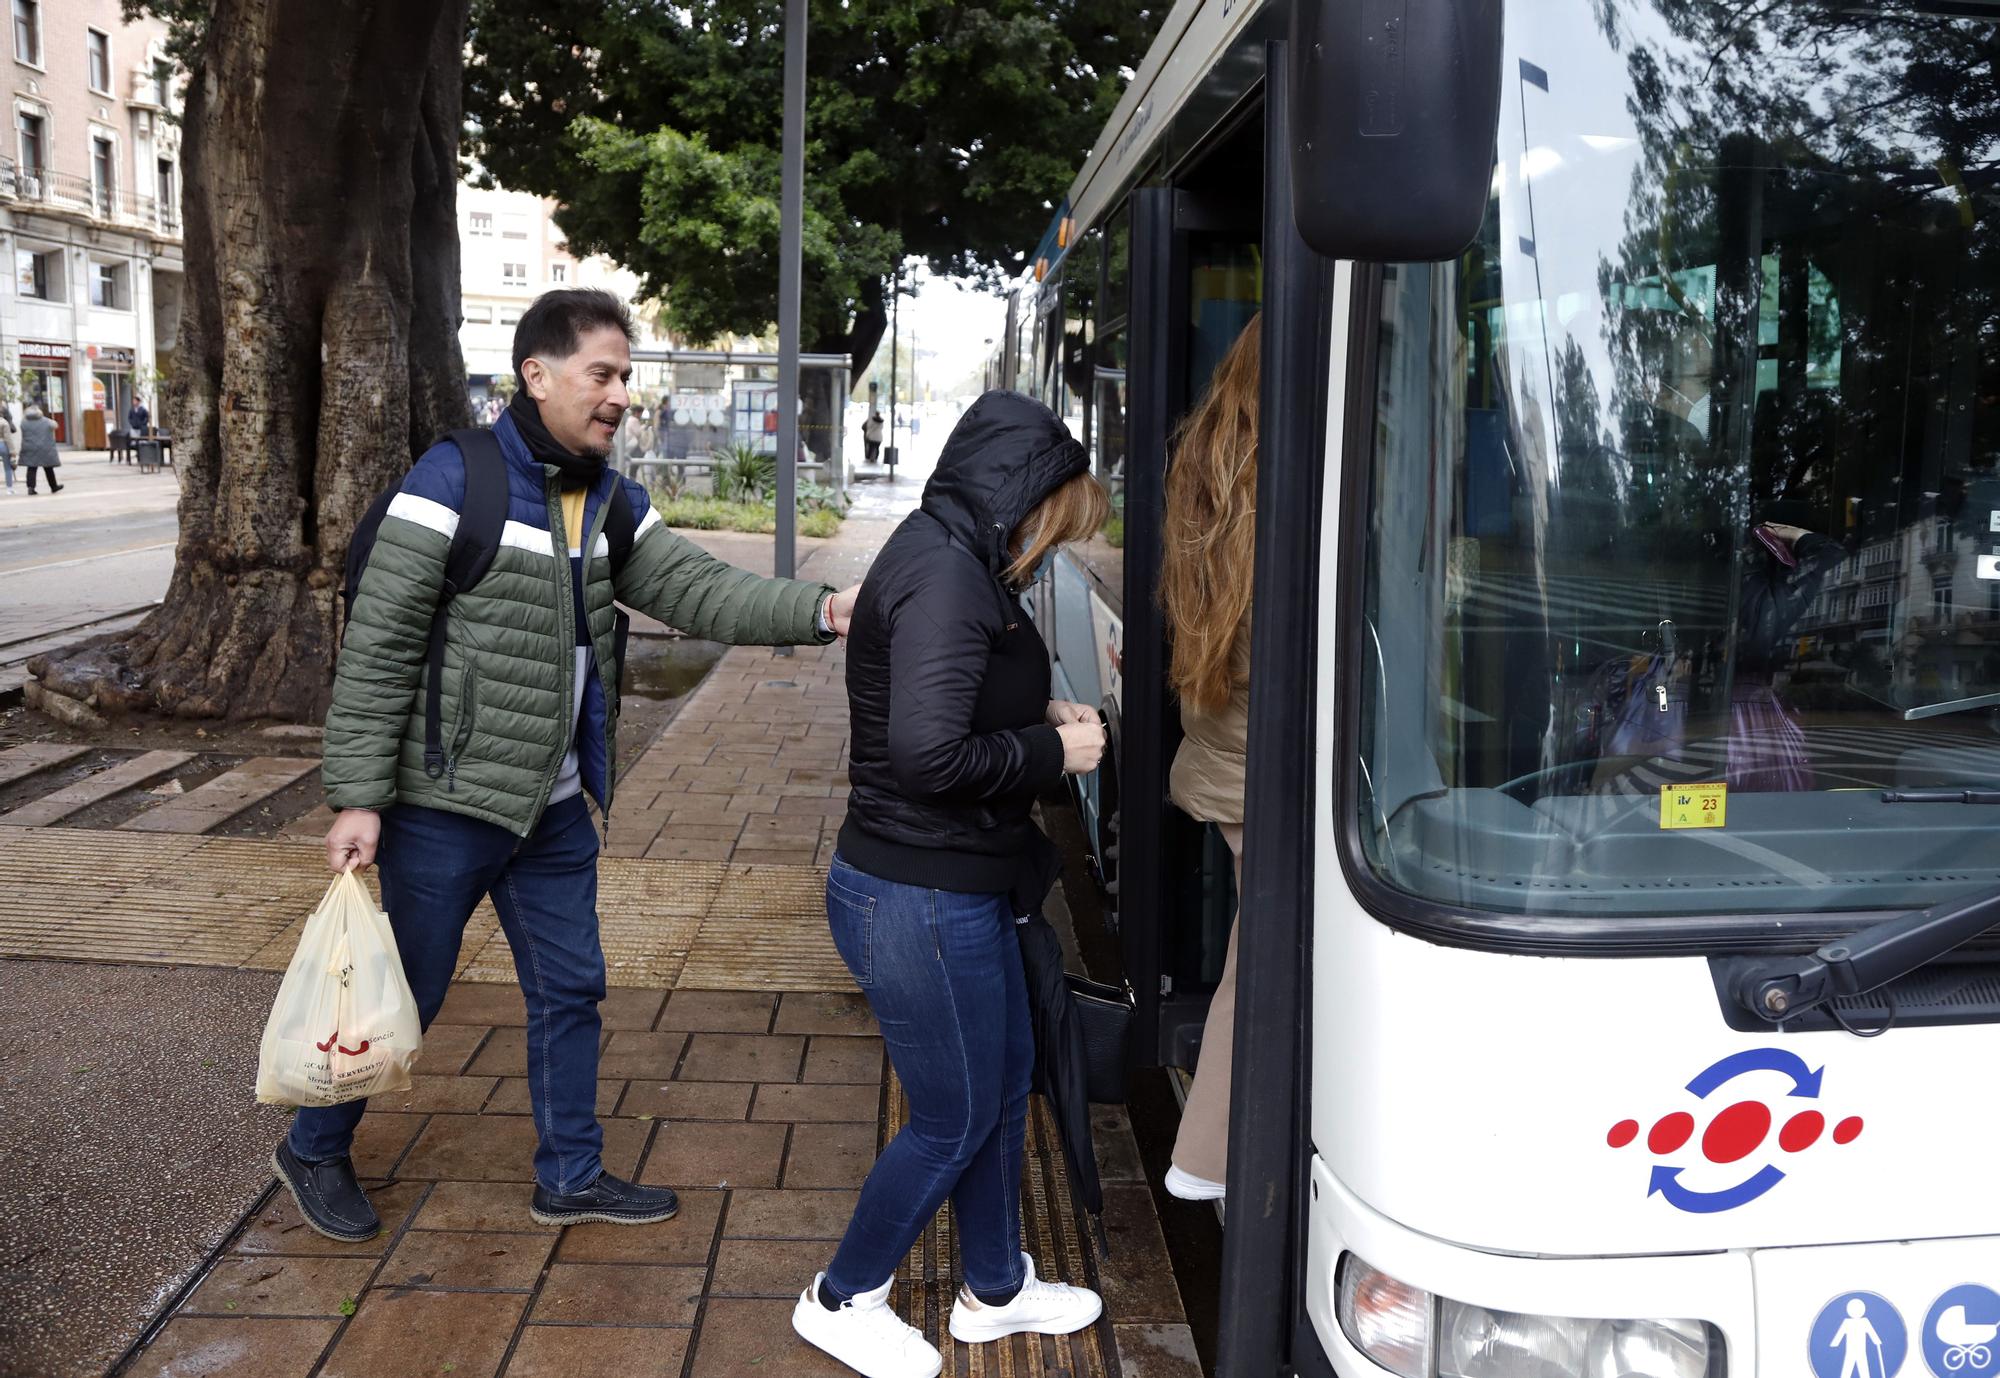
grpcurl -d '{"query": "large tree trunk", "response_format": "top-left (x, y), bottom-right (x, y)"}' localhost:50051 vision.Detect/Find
top-left (31, 0), bottom-right (471, 722)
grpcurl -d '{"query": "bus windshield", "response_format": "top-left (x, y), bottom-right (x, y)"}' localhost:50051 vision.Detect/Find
top-left (1356, 0), bottom-right (2000, 923)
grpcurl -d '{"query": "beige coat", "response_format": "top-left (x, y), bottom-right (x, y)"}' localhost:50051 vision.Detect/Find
top-left (1169, 616), bottom-right (1251, 824)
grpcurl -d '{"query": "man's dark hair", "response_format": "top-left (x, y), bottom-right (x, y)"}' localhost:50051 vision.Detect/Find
top-left (511, 288), bottom-right (637, 388)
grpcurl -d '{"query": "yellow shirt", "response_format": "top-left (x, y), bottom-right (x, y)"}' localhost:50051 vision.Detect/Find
top-left (560, 487), bottom-right (588, 553)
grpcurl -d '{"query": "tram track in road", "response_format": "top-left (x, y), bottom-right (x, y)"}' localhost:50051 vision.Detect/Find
top-left (0, 511), bottom-right (177, 694)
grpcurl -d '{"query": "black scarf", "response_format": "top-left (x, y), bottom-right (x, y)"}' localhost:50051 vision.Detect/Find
top-left (508, 391), bottom-right (607, 488)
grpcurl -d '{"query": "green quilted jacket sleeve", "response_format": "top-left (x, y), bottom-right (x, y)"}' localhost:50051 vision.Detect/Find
top-left (322, 499), bottom-right (450, 811)
top-left (614, 484), bottom-right (835, 645)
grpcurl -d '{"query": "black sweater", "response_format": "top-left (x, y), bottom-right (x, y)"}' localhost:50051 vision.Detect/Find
top-left (837, 390), bottom-right (1088, 910)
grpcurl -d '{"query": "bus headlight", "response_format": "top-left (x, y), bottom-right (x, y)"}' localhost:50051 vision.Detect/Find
top-left (1337, 1255), bottom-right (1721, 1378)
top-left (1338, 1254), bottom-right (1431, 1378)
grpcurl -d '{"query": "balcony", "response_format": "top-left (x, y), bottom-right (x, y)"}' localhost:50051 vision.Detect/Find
top-left (0, 159), bottom-right (181, 237)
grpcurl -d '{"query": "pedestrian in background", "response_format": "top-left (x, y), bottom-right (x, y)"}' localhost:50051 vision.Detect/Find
top-left (862, 410), bottom-right (884, 463)
top-left (128, 397), bottom-right (151, 437)
top-left (0, 403), bottom-right (18, 494)
top-left (282, 288), bottom-right (861, 1245)
top-left (18, 405), bottom-right (61, 494)
top-left (1156, 314), bottom-right (1259, 1204)
top-left (792, 390), bottom-right (1108, 1378)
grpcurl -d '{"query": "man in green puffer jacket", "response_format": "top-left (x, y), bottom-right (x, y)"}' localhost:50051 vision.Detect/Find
top-left (274, 289), bottom-right (859, 1244)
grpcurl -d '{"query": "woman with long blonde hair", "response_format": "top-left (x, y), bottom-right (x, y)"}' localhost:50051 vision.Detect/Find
top-left (793, 390), bottom-right (1112, 1378)
top-left (1158, 314), bottom-right (1260, 1202)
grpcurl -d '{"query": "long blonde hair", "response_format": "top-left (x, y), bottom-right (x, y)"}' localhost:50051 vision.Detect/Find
top-left (1160, 315), bottom-right (1259, 715)
top-left (1006, 469), bottom-right (1111, 588)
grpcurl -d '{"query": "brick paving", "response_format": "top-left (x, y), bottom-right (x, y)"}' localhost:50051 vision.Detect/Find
top-left (605, 641), bottom-right (851, 868)
top-left (124, 987), bottom-right (1188, 1378)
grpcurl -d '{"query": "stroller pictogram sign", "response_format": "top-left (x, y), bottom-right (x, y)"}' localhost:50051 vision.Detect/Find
top-left (1924, 1285), bottom-right (2000, 1378)
top-left (1811, 1292), bottom-right (1907, 1378)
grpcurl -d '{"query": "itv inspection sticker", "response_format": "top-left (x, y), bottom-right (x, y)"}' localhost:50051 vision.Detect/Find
top-left (1661, 782), bottom-right (1727, 829)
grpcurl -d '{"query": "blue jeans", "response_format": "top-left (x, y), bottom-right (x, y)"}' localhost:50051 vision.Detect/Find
top-left (288, 794), bottom-right (608, 1192)
top-left (823, 854), bottom-right (1034, 1297)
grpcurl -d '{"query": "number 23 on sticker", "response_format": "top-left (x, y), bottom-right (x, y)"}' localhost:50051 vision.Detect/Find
top-left (1661, 782), bottom-right (1727, 829)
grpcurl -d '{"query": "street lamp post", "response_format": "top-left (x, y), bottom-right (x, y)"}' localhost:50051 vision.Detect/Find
top-left (773, 0), bottom-right (806, 654)
top-left (886, 265), bottom-right (901, 475)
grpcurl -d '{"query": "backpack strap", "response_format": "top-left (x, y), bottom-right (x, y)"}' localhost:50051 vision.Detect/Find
top-left (422, 428), bottom-right (511, 781)
top-left (601, 477), bottom-right (640, 694)
top-left (602, 474), bottom-right (638, 575)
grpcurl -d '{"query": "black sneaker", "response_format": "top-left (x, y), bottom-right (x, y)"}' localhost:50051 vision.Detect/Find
top-left (530, 1171), bottom-right (679, 1226)
top-left (271, 1142), bottom-right (381, 1242)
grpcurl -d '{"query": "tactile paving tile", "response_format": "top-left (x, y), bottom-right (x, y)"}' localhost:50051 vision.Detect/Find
top-left (0, 828), bottom-right (317, 965)
top-left (0, 830), bottom-right (852, 993)
top-left (889, 1072), bottom-right (1115, 1378)
top-left (679, 862), bottom-right (853, 991)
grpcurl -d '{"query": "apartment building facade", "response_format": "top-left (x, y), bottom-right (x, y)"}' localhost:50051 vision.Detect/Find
top-left (458, 181), bottom-right (681, 411)
top-left (5, 0), bottom-right (182, 445)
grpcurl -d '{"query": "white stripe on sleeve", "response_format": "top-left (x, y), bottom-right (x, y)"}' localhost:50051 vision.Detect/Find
top-left (385, 492), bottom-right (460, 540)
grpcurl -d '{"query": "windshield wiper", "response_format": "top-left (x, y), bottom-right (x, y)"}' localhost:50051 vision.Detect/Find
top-left (1903, 691), bottom-right (2000, 721)
top-left (1881, 788), bottom-right (2000, 804)
top-left (1737, 884), bottom-right (2000, 1027)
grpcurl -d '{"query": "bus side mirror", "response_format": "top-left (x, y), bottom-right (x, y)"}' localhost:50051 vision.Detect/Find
top-left (1288, 0), bottom-right (1505, 261)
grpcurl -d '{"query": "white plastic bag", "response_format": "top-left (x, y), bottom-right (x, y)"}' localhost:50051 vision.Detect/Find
top-left (256, 869), bottom-right (421, 1106)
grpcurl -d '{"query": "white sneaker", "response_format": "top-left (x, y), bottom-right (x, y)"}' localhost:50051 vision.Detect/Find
top-left (792, 1272), bottom-right (942, 1378)
top-left (1164, 1164), bottom-right (1226, 1201)
top-left (948, 1252), bottom-right (1103, 1344)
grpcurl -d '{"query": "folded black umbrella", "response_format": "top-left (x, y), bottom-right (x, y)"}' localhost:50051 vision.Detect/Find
top-left (1015, 911), bottom-right (1108, 1254)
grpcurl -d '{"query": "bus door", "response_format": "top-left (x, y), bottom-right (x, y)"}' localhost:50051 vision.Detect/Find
top-left (1122, 108), bottom-right (1266, 1071)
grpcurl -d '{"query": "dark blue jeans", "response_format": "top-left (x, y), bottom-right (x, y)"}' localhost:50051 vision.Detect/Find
top-left (288, 794), bottom-right (607, 1193)
top-left (823, 854), bottom-right (1034, 1297)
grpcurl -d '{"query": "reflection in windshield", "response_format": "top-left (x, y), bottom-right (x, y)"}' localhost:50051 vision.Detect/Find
top-left (1357, 0), bottom-right (2000, 919)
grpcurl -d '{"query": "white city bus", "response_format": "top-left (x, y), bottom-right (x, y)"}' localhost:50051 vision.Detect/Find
top-left (1006, 2), bottom-right (2000, 1374)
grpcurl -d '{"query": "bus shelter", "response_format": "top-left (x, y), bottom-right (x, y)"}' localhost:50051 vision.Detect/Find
top-left (618, 348), bottom-right (852, 492)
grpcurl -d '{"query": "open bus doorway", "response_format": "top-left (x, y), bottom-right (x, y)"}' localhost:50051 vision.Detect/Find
top-left (1027, 96), bottom-right (1271, 1077)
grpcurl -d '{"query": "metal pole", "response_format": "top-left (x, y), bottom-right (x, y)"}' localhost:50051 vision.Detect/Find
top-left (887, 266), bottom-right (900, 474)
top-left (773, 0), bottom-right (806, 654)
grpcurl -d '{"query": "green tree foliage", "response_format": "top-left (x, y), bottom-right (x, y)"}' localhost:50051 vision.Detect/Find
top-left (464, 0), bottom-right (1156, 366)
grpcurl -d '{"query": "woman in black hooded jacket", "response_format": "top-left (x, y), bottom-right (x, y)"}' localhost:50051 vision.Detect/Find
top-left (791, 391), bottom-right (1110, 1378)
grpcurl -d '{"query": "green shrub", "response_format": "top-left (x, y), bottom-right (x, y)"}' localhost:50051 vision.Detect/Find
top-left (798, 481), bottom-right (852, 516)
top-left (715, 443), bottom-right (776, 503)
top-left (653, 496), bottom-right (734, 530)
top-left (652, 494), bottom-right (847, 538)
top-left (1102, 515), bottom-right (1125, 549)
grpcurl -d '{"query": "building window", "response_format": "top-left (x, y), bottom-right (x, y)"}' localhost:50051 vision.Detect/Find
top-left (500, 213), bottom-right (528, 240)
top-left (91, 135), bottom-right (115, 215)
top-left (502, 262), bottom-right (527, 286)
top-left (87, 28), bottom-right (110, 93)
top-left (12, 0), bottom-right (38, 67)
top-left (155, 157), bottom-right (174, 223)
top-left (16, 247), bottom-right (47, 299)
top-left (499, 308), bottom-right (524, 325)
top-left (17, 108), bottom-right (43, 178)
top-left (91, 261), bottom-right (125, 309)
top-left (550, 263), bottom-right (566, 283)
top-left (469, 210), bottom-right (492, 236)
top-left (463, 304), bottom-right (493, 323)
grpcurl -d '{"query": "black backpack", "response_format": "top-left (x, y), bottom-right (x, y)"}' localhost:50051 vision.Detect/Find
top-left (340, 428), bottom-right (638, 781)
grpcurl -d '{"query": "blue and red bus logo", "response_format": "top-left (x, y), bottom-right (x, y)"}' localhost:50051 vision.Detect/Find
top-left (1607, 1048), bottom-right (1864, 1212)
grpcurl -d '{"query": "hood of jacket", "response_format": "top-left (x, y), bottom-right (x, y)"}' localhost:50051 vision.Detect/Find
top-left (919, 390), bottom-right (1089, 578)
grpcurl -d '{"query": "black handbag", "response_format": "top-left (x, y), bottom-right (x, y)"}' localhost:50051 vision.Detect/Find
top-left (1066, 973), bottom-right (1134, 1103)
